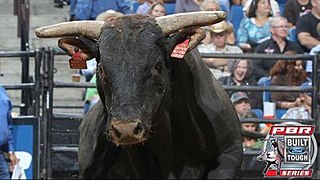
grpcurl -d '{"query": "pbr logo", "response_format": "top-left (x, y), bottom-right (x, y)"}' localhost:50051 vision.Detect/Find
top-left (257, 122), bottom-right (318, 178)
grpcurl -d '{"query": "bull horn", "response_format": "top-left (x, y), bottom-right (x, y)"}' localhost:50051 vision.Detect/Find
top-left (35, 21), bottom-right (105, 39)
top-left (156, 11), bottom-right (226, 35)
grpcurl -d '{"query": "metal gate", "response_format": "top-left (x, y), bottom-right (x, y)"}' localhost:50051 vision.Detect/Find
top-left (0, 49), bottom-right (42, 179)
top-left (41, 47), bottom-right (96, 179)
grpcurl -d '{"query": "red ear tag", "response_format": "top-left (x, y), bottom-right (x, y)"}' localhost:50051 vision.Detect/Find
top-left (69, 47), bottom-right (87, 69)
top-left (170, 39), bottom-right (190, 59)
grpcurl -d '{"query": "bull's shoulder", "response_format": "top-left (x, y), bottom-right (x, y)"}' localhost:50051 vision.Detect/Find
top-left (170, 49), bottom-right (241, 150)
top-left (79, 100), bottom-right (108, 175)
top-left (79, 100), bottom-right (106, 134)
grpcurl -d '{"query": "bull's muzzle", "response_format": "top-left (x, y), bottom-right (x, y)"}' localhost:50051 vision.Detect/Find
top-left (108, 119), bottom-right (147, 146)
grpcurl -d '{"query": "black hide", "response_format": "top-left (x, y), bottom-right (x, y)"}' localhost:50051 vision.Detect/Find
top-left (78, 15), bottom-right (243, 179)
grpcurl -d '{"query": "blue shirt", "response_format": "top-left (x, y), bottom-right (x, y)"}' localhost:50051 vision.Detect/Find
top-left (0, 86), bottom-right (13, 152)
top-left (76, 0), bottom-right (132, 20)
top-left (236, 17), bottom-right (271, 46)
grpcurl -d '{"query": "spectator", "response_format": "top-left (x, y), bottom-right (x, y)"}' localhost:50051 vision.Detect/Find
top-left (175, 0), bottom-right (201, 13)
top-left (219, 59), bottom-right (262, 108)
top-left (296, 0), bottom-right (320, 52)
top-left (239, 111), bottom-right (264, 150)
top-left (201, 0), bottom-right (232, 15)
top-left (136, 0), bottom-right (160, 15)
top-left (200, 0), bottom-right (236, 45)
top-left (0, 86), bottom-right (18, 179)
top-left (236, 0), bottom-right (273, 52)
top-left (283, 0), bottom-right (312, 28)
top-left (240, 113), bottom-right (259, 131)
top-left (200, 0), bottom-right (220, 12)
top-left (243, 0), bottom-right (280, 17)
top-left (176, 0), bottom-right (230, 15)
top-left (231, 91), bottom-right (252, 115)
top-left (198, 20), bottom-right (243, 79)
top-left (253, 16), bottom-right (304, 82)
top-left (125, 0), bottom-right (137, 8)
top-left (281, 81), bottom-right (313, 120)
top-left (269, 51), bottom-right (309, 109)
top-left (200, 0), bottom-right (221, 45)
top-left (75, 0), bottom-right (132, 20)
top-left (217, 0), bottom-right (230, 15)
top-left (231, 92), bottom-right (268, 134)
top-left (95, 9), bottom-right (124, 21)
top-left (148, 1), bottom-right (166, 17)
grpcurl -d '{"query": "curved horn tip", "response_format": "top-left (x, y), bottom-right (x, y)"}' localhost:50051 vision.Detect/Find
top-left (35, 26), bottom-right (53, 38)
top-left (35, 28), bottom-right (44, 37)
top-left (206, 11), bottom-right (227, 21)
top-left (220, 12), bottom-right (227, 19)
top-left (217, 11), bottom-right (227, 18)
top-left (156, 11), bottom-right (228, 35)
top-left (34, 21), bottom-right (105, 39)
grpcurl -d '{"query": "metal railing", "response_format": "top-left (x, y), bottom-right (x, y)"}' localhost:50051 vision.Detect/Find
top-left (201, 52), bottom-right (319, 121)
top-left (0, 49), bottom-right (43, 179)
top-left (38, 49), bottom-right (320, 178)
top-left (201, 52), bottom-right (320, 178)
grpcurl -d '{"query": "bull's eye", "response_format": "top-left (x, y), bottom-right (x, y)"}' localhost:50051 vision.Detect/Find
top-left (154, 62), bottom-right (162, 74)
top-left (150, 61), bottom-right (165, 92)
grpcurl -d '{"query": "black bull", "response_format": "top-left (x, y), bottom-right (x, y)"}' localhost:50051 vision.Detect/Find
top-left (36, 12), bottom-right (243, 179)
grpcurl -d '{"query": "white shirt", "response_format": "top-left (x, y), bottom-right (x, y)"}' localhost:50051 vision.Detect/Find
top-left (197, 43), bottom-right (243, 79)
top-left (197, 43), bottom-right (243, 54)
top-left (80, 58), bottom-right (97, 77)
top-left (281, 106), bottom-right (311, 120)
top-left (306, 44), bottom-right (320, 72)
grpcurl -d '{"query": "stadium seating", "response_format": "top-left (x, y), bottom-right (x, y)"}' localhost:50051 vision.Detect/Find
top-left (164, 3), bottom-right (175, 15)
top-left (259, 77), bottom-right (288, 119)
top-left (258, 76), bottom-right (272, 102)
top-left (251, 109), bottom-right (263, 119)
top-left (276, 109), bottom-right (287, 118)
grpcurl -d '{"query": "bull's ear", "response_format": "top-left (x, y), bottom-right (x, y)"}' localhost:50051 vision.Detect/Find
top-left (58, 37), bottom-right (96, 60)
top-left (167, 28), bottom-right (206, 53)
top-left (166, 32), bottom-right (187, 53)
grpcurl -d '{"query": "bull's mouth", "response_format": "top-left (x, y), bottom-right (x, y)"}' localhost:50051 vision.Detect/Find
top-left (108, 120), bottom-right (148, 146)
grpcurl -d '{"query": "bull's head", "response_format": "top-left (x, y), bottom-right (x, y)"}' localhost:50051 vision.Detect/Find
top-left (35, 12), bottom-right (226, 146)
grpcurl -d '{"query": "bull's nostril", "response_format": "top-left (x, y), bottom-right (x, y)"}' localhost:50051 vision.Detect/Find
top-left (133, 122), bottom-right (143, 135)
top-left (112, 125), bottom-right (121, 138)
